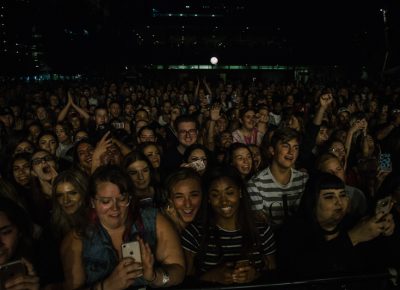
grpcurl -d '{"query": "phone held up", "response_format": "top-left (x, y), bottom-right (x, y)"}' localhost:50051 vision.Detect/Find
top-left (375, 196), bottom-right (392, 216)
top-left (121, 240), bottom-right (142, 262)
top-left (379, 153), bottom-right (392, 173)
top-left (0, 260), bottom-right (26, 290)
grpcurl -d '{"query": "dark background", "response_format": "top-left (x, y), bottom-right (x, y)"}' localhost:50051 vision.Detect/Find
top-left (0, 0), bottom-right (399, 76)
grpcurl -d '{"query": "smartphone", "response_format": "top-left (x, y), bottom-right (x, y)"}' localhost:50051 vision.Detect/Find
top-left (0, 260), bottom-right (26, 290)
top-left (379, 153), bottom-right (392, 173)
top-left (375, 196), bottom-right (392, 216)
top-left (190, 159), bottom-right (206, 172)
top-left (121, 241), bottom-right (142, 262)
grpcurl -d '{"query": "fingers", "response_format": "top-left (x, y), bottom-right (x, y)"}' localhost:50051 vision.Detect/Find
top-left (5, 274), bottom-right (39, 290)
top-left (20, 258), bottom-right (34, 276)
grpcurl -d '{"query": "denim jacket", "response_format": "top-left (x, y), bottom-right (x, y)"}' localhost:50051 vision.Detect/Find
top-left (82, 207), bottom-right (157, 287)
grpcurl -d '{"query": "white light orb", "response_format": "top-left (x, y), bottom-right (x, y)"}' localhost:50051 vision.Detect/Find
top-left (210, 57), bottom-right (218, 65)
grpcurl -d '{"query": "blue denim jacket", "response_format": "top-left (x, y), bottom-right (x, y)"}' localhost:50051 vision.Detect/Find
top-left (82, 207), bottom-right (157, 287)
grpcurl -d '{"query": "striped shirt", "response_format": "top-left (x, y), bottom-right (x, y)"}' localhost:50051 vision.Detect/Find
top-left (182, 223), bottom-right (276, 273)
top-left (247, 167), bottom-right (308, 227)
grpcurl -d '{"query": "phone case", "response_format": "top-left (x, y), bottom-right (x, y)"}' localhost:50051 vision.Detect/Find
top-left (121, 241), bottom-right (142, 262)
top-left (379, 153), bottom-right (392, 172)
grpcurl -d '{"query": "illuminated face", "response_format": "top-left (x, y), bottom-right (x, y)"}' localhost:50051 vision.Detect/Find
top-left (316, 127), bottom-right (329, 146)
top-left (31, 151), bottom-right (57, 182)
top-left (170, 178), bottom-right (202, 225)
top-left (249, 146), bottom-right (261, 171)
top-left (38, 134), bottom-right (58, 155)
top-left (55, 182), bottom-right (83, 215)
top-left (77, 142), bottom-right (94, 170)
top-left (143, 145), bottom-right (161, 169)
top-left (126, 160), bottom-right (151, 191)
top-left (93, 182), bottom-right (130, 230)
top-left (270, 138), bottom-right (299, 170)
top-left (232, 147), bottom-right (252, 177)
top-left (329, 141), bottom-right (346, 165)
top-left (109, 103), bottom-right (121, 118)
top-left (55, 124), bottom-right (69, 144)
top-left (209, 177), bottom-right (241, 222)
top-left (177, 122), bottom-right (198, 147)
top-left (188, 149), bottom-right (207, 175)
top-left (241, 110), bottom-right (256, 130)
top-left (36, 107), bottom-right (48, 121)
top-left (316, 188), bottom-right (349, 229)
top-left (12, 159), bottom-right (31, 187)
top-left (0, 212), bottom-right (19, 265)
top-left (138, 128), bottom-right (156, 143)
top-left (95, 108), bottom-right (109, 126)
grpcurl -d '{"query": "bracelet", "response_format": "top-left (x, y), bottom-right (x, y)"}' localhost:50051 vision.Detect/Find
top-left (145, 269), bottom-right (157, 284)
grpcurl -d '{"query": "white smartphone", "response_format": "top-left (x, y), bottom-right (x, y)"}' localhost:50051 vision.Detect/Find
top-left (0, 260), bottom-right (26, 290)
top-left (121, 241), bottom-right (142, 262)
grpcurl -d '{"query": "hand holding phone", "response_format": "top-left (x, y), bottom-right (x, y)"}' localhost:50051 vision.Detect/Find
top-left (375, 196), bottom-right (392, 216)
top-left (121, 241), bottom-right (142, 262)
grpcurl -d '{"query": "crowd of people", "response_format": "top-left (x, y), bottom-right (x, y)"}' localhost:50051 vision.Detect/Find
top-left (0, 76), bottom-right (400, 290)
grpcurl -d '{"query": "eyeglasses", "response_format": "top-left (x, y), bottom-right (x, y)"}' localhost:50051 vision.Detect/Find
top-left (31, 155), bottom-right (54, 166)
top-left (178, 129), bottom-right (197, 136)
top-left (93, 195), bottom-right (131, 209)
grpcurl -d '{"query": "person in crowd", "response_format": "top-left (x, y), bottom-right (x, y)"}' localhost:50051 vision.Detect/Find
top-left (13, 138), bottom-right (35, 156)
top-left (122, 151), bottom-right (163, 207)
top-left (0, 197), bottom-right (40, 290)
top-left (224, 143), bottom-right (254, 180)
top-left (162, 168), bottom-right (203, 233)
top-left (182, 144), bottom-right (211, 176)
top-left (29, 149), bottom-right (58, 226)
top-left (248, 144), bottom-right (265, 173)
top-left (182, 166), bottom-right (276, 285)
top-left (37, 169), bottom-right (89, 289)
top-left (248, 127), bottom-right (308, 227)
top-left (37, 131), bottom-right (58, 156)
top-left (277, 172), bottom-right (394, 280)
top-left (232, 108), bottom-right (263, 146)
top-left (73, 139), bottom-right (94, 175)
top-left (316, 153), bottom-right (368, 218)
top-left (61, 165), bottom-right (185, 290)
top-left (164, 115), bottom-right (199, 171)
top-left (137, 126), bottom-right (157, 144)
top-left (55, 122), bottom-right (74, 162)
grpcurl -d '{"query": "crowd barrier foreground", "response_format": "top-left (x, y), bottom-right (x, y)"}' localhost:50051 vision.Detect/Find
top-left (174, 271), bottom-right (398, 290)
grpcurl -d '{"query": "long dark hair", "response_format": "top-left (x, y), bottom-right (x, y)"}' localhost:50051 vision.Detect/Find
top-left (196, 166), bottom-right (261, 269)
top-left (223, 143), bottom-right (255, 180)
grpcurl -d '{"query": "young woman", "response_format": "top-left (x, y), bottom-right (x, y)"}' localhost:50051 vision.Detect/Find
top-left (37, 169), bottom-right (89, 289)
top-left (138, 142), bottom-right (163, 182)
top-left (224, 143), bottom-right (254, 180)
top-left (182, 166), bottom-right (276, 285)
top-left (278, 172), bottom-right (394, 280)
top-left (183, 144), bottom-right (211, 176)
top-left (61, 165), bottom-right (185, 290)
top-left (231, 108), bottom-right (263, 146)
top-left (122, 151), bottom-right (163, 207)
top-left (162, 168), bottom-right (202, 233)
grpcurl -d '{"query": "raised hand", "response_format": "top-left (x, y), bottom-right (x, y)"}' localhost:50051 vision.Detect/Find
top-left (319, 93), bottom-right (333, 109)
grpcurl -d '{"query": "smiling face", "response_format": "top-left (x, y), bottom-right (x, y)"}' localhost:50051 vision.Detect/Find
top-left (316, 188), bottom-right (349, 230)
top-left (12, 159), bottom-right (31, 187)
top-left (143, 145), bottom-right (161, 169)
top-left (241, 110), bottom-right (256, 130)
top-left (77, 142), bottom-right (94, 171)
top-left (170, 178), bottom-right (202, 225)
top-left (93, 182), bottom-right (129, 230)
top-left (270, 138), bottom-right (299, 170)
top-left (231, 147), bottom-right (252, 177)
top-left (209, 177), bottom-right (241, 223)
top-left (38, 134), bottom-right (58, 155)
top-left (0, 212), bottom-right (18, 265)
top-left (55, 182), bottom-right (83, 215)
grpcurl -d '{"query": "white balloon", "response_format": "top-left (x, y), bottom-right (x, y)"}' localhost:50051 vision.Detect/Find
top-left (210, 57), bottom-right (218, 65)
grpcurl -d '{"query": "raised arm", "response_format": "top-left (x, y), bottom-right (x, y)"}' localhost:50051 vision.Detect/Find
top-left (57, 93), bottom-right (73, 122)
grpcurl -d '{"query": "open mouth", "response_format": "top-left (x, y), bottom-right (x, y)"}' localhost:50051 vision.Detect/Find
top-left (221, 206), bottom-right (233, 214)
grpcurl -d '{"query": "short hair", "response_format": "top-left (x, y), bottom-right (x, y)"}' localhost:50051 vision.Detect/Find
top-left (174, 115), bottom-right (198, 130)
top-left (270, 127), bottom-right (301, 149)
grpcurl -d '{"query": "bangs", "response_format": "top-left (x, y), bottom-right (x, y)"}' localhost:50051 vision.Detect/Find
top-left (318, 173), bottom-right (345, 191)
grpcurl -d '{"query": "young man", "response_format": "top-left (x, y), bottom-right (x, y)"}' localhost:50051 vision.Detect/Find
top-left (163, 115), bottom-right (198, 171)
top-left (247, 127), bottom-right (308, 227)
